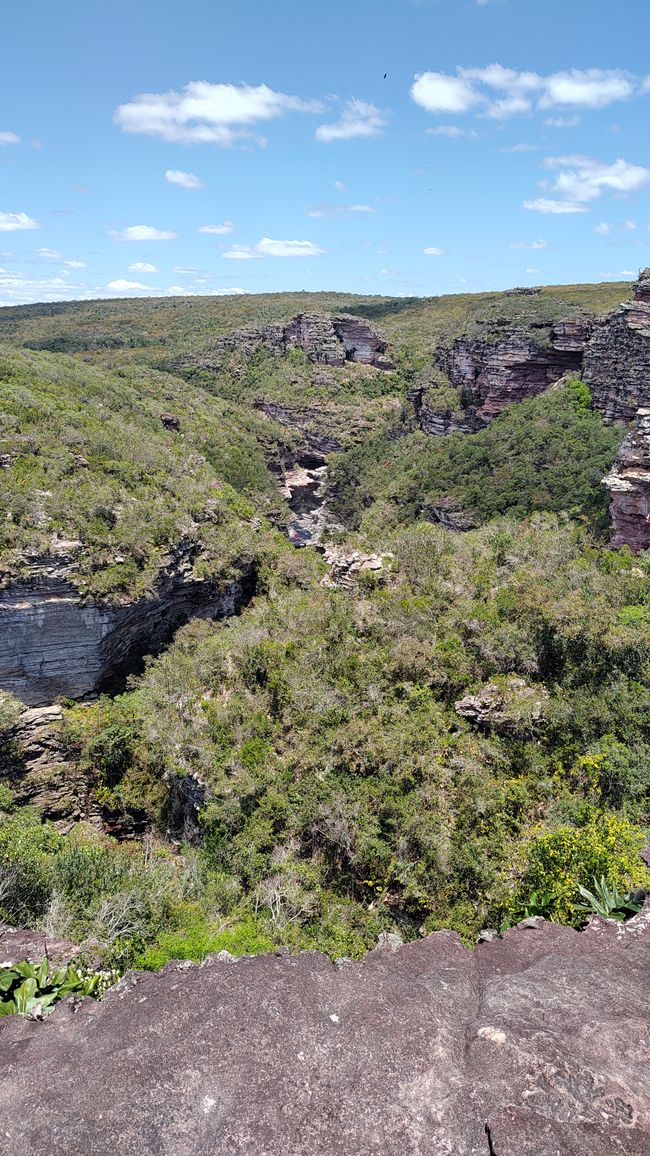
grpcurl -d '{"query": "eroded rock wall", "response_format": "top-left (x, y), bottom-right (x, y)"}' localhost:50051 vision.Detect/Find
top-left (174, 312), bottom-right (395, 374)
top-left (584, 273), bottom-right (650, 422)
top-left (0, 910), bottom-right (648, 1154)
top-left (0, 550), bottom-right (255, 706)
top-left (434, 319), bottom-right (589, 427)
top-left (603, 407), bottom-right (650, 551)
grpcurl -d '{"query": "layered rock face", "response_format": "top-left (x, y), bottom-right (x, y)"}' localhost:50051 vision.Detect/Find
top-left (584, 270), bottom-right (650, 422)
top-left (175, 312), bottom-right (395, 373)
top-left (0, 548), bottom-right (254, 706)
top-left (603, 407), bottom-right (650, 551)
top-left (434, 319), bottom-right (589, 427)
top-left (1, 910), bottom-right (648, 1154)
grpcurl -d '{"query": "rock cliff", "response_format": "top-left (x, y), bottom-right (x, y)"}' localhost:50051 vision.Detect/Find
top-left (603, 407), bottom-right (650, 552)
top-left (432, 319), bottom-right (589, 429)
top-left (0, 547), bottom-right (255, 706)
top-left (0, 909), bottom-right (648, 1154)
top-left (584, 270), bottom-right (650, 422)
top-left (174, 312), bottom-right (395, 374)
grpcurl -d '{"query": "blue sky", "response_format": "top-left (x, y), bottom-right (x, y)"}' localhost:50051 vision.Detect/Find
top-left (2, 0), bottom-right (650, 305)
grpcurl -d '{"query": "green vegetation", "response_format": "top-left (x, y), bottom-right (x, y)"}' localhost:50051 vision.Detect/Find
top-left (0, 959), bottom-right (118, 1018)
top-left (0, 282), bottom-right (647, 977)
top-left (329, 381), bottom-right (623, 534)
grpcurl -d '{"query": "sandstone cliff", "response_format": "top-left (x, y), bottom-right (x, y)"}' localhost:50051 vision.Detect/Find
top-left (603, 407), bottom-right (650, 552)
top-left (0, 546), bottom-right (255, 706)
top-left (0, 909), bottom-right (648, 1154)
top-left (584, 270), bottom-right (650, 421)
top-left (430, 318), bottom-right (589, 429)
top-left (173, 312), bottom-right (395, 374)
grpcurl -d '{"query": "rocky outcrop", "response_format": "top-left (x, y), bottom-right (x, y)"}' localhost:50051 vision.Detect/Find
top-left (603, 407), bottom-right (650, 552)
top-left (0, 923), bottom-right (79, 969)
top-left (255, 399), bottom-right (344, 456)
top-left (1, 909), bottom-right (648, 1154)
top-left (584, 271), bottom-right (650, 422)
top-left (1, 705), bottom-right (89, 824)
top-left (0, 546), bottom-right (255, 706)
top-left (434, 318), bottom-right (589, 428)
top-left (320, 545), bottom-right (391, 588)
top-left (455, 677), bottom-right (549, 734)
top-left (174, 312), bottom-right (395, 374)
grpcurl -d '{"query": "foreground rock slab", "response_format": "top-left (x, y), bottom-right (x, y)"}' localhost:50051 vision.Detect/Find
top-left (0, 913), bottom-right (649, 1155)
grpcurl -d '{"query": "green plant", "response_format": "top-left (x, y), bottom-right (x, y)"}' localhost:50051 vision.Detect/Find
top-left (0, 959), bottom-right (119, 1018)
top-left (576, 875), bottom-right (645, 922)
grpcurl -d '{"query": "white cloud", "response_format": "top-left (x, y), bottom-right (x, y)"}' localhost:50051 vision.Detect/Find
top-left (165, 169), bottom-right (205, 189)
top-left (334, 179), bottom-right (346, 191)
top-left (509, 239), bottom-right (549, 249)
top-left (523, 198), bottom-right (588, 214)
top-left (411, 72), bottom-right (480, 114)
top-left (129, 261), bottom-right (157, 272)
top-left (0, 211), bottom-right (39, 232)
top-left (544, 155), bottom-right (650, 203)
top-left (198, 222), bottom-right (234, 235)
top-left (524, 155), bottom-right (650, 215)
top-left (410, 65), bottom-right (650, 121)
top-left (35, 247), bottom-right (63, 258)
top-left (114, 81), bottom-right (321, 146)
top-left (541, 69), bottom-right (636, 109)
top-left (110, 224), bottom-right (177, 241)
top-left (64, 259), bottom-right (87, 269)
top-left (306, 203), bottom-right (375, 218)
top-left (498, 142), bottom-right (539, 153)
top-left (624, 219), bottom-right (637, 230)
top-left (107, 278), bottom-right (151, 290)
top-left (526, 267), bottom-right (540, 273)
top-left (426, 125), bottom-right (479, 139)
top-left (423, 246), bottom-right (444, 255)
top-left (223, 237), bottom-right (325, 259)
top-left (0, 132), bottom-right (20, 145)
top-left (594, 222), bottom-right (612, 234)
top-left (545, 115), bottom-right (581, 127)
top-left (315, 100), bottom-right (386, 142)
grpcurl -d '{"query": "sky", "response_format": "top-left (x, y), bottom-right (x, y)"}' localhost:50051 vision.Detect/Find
top-left (2, 0), bottom-right (650, 305)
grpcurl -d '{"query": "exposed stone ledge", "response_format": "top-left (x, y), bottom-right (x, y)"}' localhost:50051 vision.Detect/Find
top-left (0, 547), bottom-right (255, 706)
top-left (0, 909), bottom-right (648, 1154)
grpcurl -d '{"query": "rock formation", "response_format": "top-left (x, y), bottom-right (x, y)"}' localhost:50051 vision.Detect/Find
top-left (0, 545), bottom-right (255, 706)
top-left (433, 319), bottom-right (589, 428)
top-left (1, 909), bottom-right (648, 1154)
top-left (0, 923), bottom-right (79, 969)
top-left (603, 407), bottom-right (650, 552)
top-left (584, 270), bottom-right (650, 422)
top-left (174, 312), bottom-right (395, 374)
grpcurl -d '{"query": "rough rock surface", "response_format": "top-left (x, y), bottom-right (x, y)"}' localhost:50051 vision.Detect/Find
top-left (434, 320), bottom-right (588, 428)
top-left (0, 923), bottom-right (79, 968)
top-left (603, 406), bottom-right (650, 552)
top-left (0, 546), bottom-right (255, 706)
top-left (455, 677), bottom-right (549, 733)
top-left (174, 312), bottom-right (395, 373)
top-left (1, 705), bottom-right (88, 825)
top-left (254, 398), bottom-right (344, 456)
top-left (1, 911), bottom-right (649, 1155)
top-left (584, 270), bottom-right (650, 422)
top-left (320, 544), bottom-right (391, 588)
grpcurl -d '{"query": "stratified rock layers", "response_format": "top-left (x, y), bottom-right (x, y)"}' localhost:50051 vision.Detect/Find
top-left (603, 407), bottom-right (650, 551)
top-left (584, 270), bottom-right (650, 422)
top-left (434, 319), bottom-right (589, 428)
top-left (0, 911), bottom-right (648, 1155)
top-left (174, 312), bottom-right (395, 373)
top-left (0, 551), bottom-right (254, 706)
